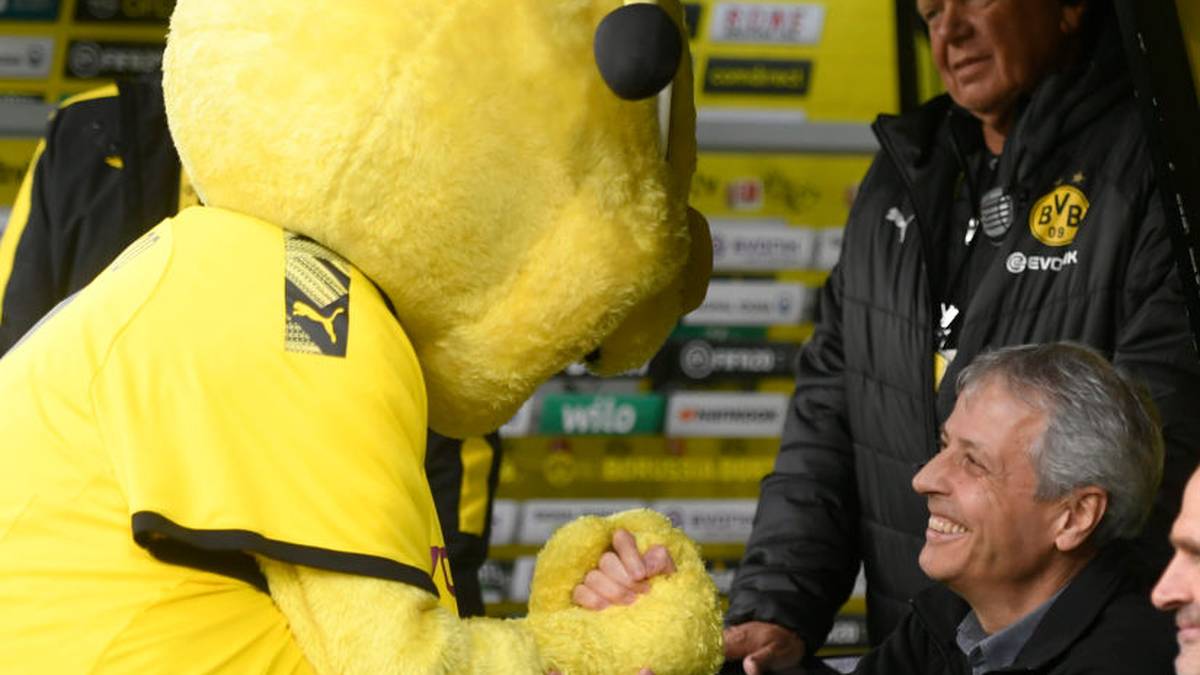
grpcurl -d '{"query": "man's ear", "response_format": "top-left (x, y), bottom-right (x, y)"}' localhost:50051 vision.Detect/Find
top-left (1054, 487), bottom-right (1107, 552)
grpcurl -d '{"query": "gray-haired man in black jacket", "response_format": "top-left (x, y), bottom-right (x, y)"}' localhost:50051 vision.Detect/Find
top-left (850, 343), bottom-right (1174, 674)
top-left (725, 1), bottom-right (1200, 671)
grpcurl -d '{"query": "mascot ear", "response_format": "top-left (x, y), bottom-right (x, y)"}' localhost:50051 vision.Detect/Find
top-left (593, 3), bottom-right (682, 101)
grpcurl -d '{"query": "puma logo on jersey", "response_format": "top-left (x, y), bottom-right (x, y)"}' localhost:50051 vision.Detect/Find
top-left (284, 232), bottom-right (351, 357)
top-left (291, 301), bottom-right (345, 344)
top-left (886, 207), bottom-right (914, 243)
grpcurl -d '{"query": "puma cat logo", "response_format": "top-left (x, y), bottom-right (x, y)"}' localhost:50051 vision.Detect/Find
top-left (886, 207), bottom-right (915, 243)
top-left (291, 301), bottom-right (345, 344)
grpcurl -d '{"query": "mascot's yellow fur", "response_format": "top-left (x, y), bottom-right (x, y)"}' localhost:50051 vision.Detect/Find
top-left (0, 0), bottom-right (722, 673)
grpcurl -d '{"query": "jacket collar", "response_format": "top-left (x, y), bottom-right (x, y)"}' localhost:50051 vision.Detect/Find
top-left (911, 543), bottom-right (1138, 671)
top-left (1009, 543), bottom-right (1139, 669)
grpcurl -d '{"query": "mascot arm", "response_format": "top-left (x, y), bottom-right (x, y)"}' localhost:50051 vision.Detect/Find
top-left (258, 558), bottom-right (543, 674)
top-left (258, 510), bottom-right (722, 675)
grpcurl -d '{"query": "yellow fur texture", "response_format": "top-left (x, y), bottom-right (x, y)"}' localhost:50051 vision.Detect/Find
top-left (526, 509), bottom-right (724, 675)
top-left (261, 509), bottom-right (722, 675)
top-left (163, 0), bottom-right (710, 438)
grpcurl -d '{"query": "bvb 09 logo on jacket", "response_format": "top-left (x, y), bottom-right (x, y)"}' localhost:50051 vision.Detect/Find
top-left (1029, 184), bottom-right (1089, 247)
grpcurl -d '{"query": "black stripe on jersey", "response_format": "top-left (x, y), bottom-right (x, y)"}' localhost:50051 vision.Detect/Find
top-left (131, 511), bottom-right (440, 597)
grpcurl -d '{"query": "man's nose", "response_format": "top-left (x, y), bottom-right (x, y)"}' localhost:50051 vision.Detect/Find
top-left (1151, 554), bottom-right (1190, 611)
top-left (933, 0), bottom-right (971, 43)
top-left (912, 454), bottom-right (943, 495)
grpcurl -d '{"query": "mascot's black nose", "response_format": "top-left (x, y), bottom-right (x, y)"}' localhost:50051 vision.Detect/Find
top-left (593, 3), bottom-right (682, 101)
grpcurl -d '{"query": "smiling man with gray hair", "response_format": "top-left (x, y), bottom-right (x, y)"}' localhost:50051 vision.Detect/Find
top-left (850, 342), bottom-right (1175, 673)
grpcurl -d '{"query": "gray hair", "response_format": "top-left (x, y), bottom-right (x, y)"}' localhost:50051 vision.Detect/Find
top-left (956, 342), bottom-right (1163, 548)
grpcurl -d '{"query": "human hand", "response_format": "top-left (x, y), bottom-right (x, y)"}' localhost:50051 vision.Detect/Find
top-left (570, 528), bottom-right (675, 610)
top-left (723, 621), bottom-right (806, 674)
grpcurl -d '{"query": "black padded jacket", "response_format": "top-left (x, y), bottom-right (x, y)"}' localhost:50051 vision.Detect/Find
top-left (726, 22), bottom-right (1200, 650)
top-left (853, 544), bottom-right (1176, 674)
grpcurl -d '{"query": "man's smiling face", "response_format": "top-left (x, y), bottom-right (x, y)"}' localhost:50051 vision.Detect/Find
top-left (1153, 472), bottom-right (1200, 675)
top-left (913, 378), bottom-right (1062, 596)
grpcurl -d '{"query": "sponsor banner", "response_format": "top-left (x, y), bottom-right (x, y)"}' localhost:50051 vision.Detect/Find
top-left (516, 499), bottom-right (644, 545)
top-left (538, 393), bottom-right (664, 436)
top-left (652, 339), bottom-right (800, 381)
top-left (711, 219), bottom-right (817, 271)
top-left (683, 280), bottom-right (807, 326)
top-left (0, 0), bottom-right (59, 20)
top-left (497, 436), bottom-right (778, 498)
top-left (488, 499), bottom-right (520, 546)
top-left (688, 0), bottom-right (897, 118)
top-left (703, 57), bottom-right (812, 96)
top-left (499, 397), bottom-right (535, 438)
top-left (813, 226), bottom-right (843, 270)
top-left (667, 391), bottom-right (789, 438)
top-left (0, 36), bottom-right (53, 79)
top-left (64, 39), bottom-right (163, 79)
top-left (598, 452), bottom-right (776, 487)
top-left (691, 152), bottom-right (870, 225)
top-left (709, 3), bottom-right (826, 45)
top-left (653, 499), bottom-right (758, 543)
top-left (74, 0), bottom-right (174, 24)
top-left (508, 556), bottom-right (536, 603)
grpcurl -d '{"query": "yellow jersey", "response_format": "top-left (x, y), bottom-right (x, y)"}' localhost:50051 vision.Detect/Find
top-left (0, 206), bottom-right (457, 672)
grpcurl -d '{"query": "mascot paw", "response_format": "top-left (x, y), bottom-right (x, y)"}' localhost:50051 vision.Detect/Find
top-left (524, 509), bottom-right (723, 675)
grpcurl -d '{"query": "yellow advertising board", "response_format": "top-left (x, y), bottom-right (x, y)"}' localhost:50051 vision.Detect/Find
top-left (690, 150), bottom-right (872, 301)
top-left (692, 150), bottom-right (872, 225)
top-left (685, 0), bottom-right (899, 121)
top-left (498, 436), bottom-right (777, 500)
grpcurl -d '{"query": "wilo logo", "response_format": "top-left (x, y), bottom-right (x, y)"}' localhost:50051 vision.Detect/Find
top-left (563, 398), bottom-right (636, 434)
top-left (1006, 250), bottom-right (1079, 275)
top-left (539, 394), bottom-right (664, 435)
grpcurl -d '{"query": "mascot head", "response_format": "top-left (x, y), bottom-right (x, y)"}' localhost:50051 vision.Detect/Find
top-left (164, 0), bottom-right (709, 437)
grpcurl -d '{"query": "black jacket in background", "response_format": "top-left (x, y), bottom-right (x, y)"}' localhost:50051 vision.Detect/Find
top-left (726, 16), bottom-right (1200, 650)
top-left (0, 78), bottom-right (180, 353)
top-left (853, 544), bottom-right (1176, 674)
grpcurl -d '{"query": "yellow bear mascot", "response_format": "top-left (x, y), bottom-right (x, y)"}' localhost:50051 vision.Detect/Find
top-left (0, 0), bottom-right (723, 674)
